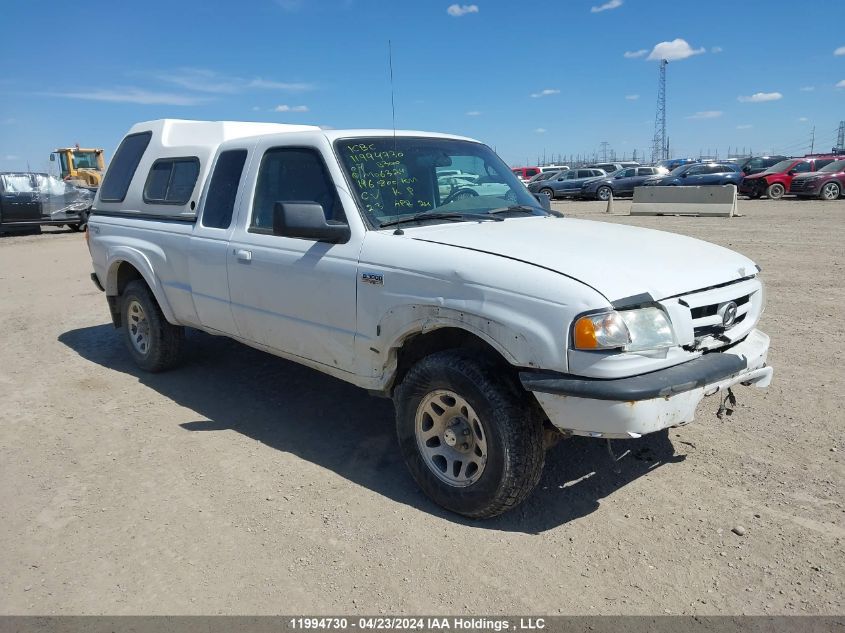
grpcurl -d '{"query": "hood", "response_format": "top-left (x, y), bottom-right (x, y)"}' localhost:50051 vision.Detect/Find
top-left (402, 216), bottom-right (757, 302)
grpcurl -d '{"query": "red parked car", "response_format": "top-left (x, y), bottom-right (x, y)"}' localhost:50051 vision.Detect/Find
top-left (511, 166), bottom-right (541, 184)
top-left (789, 159), bottom-right (845, 200)
top-left (739, 155), bottom-right (844, 199)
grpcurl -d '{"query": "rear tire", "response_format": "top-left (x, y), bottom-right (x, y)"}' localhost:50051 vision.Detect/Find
top-left (120, 280), bottom-right (185, 372)
top-left (820, 182), bottom-right (841, 201)
top-left (766, 183), bottom-right (785, 199)
top-left (394, 350), bottom-right (545, 518)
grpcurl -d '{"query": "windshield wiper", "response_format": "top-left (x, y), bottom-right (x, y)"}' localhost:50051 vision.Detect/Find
top-left (487, 204), bottom-right (545, 215)
top-left (379, 211), bottom-right (504, 228)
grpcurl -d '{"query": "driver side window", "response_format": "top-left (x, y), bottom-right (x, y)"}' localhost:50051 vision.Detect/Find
top-left (251, 147), bottom-right (345, 233)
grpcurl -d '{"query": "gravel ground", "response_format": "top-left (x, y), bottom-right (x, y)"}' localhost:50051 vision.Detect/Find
top-left (0, 198), bottom-right (842, 615)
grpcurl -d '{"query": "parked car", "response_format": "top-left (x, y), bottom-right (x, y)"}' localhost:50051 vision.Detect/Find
top-left (738, 155), bottom-right (787, 176)
top-left (527, 168), bottom-right (607, 199)
top-left (540, 164), bottom-right (569, 173)
top-left (585, 162), bottom-right (639, 175)
top-left (655, 158), bottom-right (696, 171)
top-left (0, 172), bottom-right (92, 233)
top-left (739, 156), bottom-right (843, 199)
top-left (788, 159), bottom-right (845, 200)
top-left (437, 174), bottom-right (509, 200)
top-left (88, 119), bottom-right (772, 518)
top-left (580, 166), bottom-right (667, 200)
top-left (643, 162), bottom-right (743, 188)
top-left (511, 166), bottom-right (541, 183)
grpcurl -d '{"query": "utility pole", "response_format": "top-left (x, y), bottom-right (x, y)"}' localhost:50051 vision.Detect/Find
top-left (651, 59), bottom-right (668, 163)
top-left (810, 126), bottom-right (815, 154)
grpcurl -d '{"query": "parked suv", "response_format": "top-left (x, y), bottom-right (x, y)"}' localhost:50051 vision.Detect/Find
top-left (580, 166), bottom-right (667, 200)
top-left (739, 155), bottom-right (787, 176)
top-left (527, 168), bottom-right (606, 199)
top-left (740, 156), bottom-right (843, 199)
top-left (788, 159), bottom-right (845, 200)
top-left (643, 162), bottom-right (742, 188)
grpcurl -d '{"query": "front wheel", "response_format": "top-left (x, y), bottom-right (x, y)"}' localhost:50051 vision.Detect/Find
top-left (766, 183), bottom-right (785, 199)
top-left (394, 351), bottom-right (545, 518)
top-left (820, 182), bottom-right (841, 200)
top-left (120, 280), bottom-right (185, 372)
top-left (596, 186), bottom-right (612, 201)
top-left (539, 187), bottom-right (555, 201)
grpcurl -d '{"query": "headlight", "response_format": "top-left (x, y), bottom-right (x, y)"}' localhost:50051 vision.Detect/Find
top-left (572, 307), bottom-right (676, 352)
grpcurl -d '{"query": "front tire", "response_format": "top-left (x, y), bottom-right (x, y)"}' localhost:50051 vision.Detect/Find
top-left (539, 187), bottom-right (555, 201)
top-left (766, 183), bottom-right (785, 199)
top-left (596, 186), bottom-right (612, 201)
top-left (120, 280), bottom-right (185, 372)
top-left (394, 351), bottom-right (545, 518)
top-left (820, 182), bottom-right (841, 200)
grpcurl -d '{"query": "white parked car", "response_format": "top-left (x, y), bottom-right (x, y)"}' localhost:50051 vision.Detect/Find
top-left (437, 174), bottom-right (510, 200)
top-left (87, 119), bottom-right (773, 518)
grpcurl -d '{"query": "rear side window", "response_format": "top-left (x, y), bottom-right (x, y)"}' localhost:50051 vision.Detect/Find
top-left (202, 150), bottom-right (248, 229)
top-left (99, 131), bottom-right (152, 202)
top-left (814, 159), bottom-right (834, 170)
top-left (144, 157), bottom-right (200, 204)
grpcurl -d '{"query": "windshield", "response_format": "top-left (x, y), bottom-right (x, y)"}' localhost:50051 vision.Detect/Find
top-left (763, 160), bottom-right (797, 174)
top-left (336, 137), bottom-right (543, 226)
top-left (819, 160), bottom-right (845, 172)
top-left (73, 151), bottom-right (101, 169)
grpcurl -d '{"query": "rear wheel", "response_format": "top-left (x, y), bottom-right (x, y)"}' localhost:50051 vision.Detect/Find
top-left (820, 182), bottom-right (841, 201)
top-left (596, 186), bottom-right (612, 201)
top-left (120, 280), bottom-right (185, 372)
top-left (766, 183), bottom-right (785, 199)
top-left (394, 350), bottom-right (545, 518)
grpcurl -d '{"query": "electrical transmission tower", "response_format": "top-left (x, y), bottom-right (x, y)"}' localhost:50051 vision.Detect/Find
top-left (836, 121), bottom-right (844, 153)
top-left (651, 59), bottom-right (668, 164)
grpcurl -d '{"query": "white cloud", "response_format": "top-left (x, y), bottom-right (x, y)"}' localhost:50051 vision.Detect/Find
top-left (647, 38), bottom-right (705, 61)
top-left (447, 4), bottom-right (478, 17)
top-left (686, 110), bottom-right (723, 120)
top-left (623, 49), bottom-right (648, 59)
top-left (738, 92), bottom-right (783, 103)
top-left (530, 88), bottom-right (560, 98)
top-left (2, 154), bottom-right (20, 161)
top-left (47, 87), bottom-right (208, 106)
top-left (155, 68), bottom-right (314, 94)
top-left (834, 46), bottom-right (845, 56)
top-left (465, 110), bottom-right (481, 116)
top-left (591, 0), bottom-right (622, 13)
top-left (274, 104), bottom-right (309, 112)
top-left (736, 124), bottom-right (753, 130)
top-left (711, 46), bottom-right (723, 53)
top-left (837, 80), bottom-right (845, 89)
top-left (800, 86), bottom-right (815, 92)
top-left (798, 117), bottom-right (809, 122)
top-left (624, 94), bottom-right (639, 100)
top-left (534, 128), bottom-right (547, 134)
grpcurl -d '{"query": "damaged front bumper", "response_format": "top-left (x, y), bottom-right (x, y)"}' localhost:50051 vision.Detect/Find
top-left (519, 329), bottom-right (772, 439)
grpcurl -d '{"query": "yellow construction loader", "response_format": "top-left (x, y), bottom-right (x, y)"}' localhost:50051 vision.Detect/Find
top-left (50, 145), bottom-right (106, 189)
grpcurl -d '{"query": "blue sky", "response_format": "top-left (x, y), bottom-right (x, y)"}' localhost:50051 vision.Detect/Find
top-left (1, 0), bottom-right (843, 171)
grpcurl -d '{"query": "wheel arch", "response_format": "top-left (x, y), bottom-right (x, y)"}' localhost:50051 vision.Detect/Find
top-left (104, 251), bottom-right (177, 327)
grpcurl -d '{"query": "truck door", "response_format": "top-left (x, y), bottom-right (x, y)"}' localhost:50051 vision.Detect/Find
top-left (188, 149), bottom-right (250, 336)
top-left (226, 144), bottom-right (359, 373)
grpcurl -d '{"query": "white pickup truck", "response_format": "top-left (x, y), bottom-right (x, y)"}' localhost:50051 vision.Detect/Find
top-left (87, 119), bottom-right (773, 518)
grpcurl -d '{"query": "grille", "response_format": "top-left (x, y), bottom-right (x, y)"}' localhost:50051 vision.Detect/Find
top-left (691, 294), bottom-right (750, 338)
top-left (789, 179), bottom-right (811, 192)
top-left (674, 277), bottom-right (761, 350)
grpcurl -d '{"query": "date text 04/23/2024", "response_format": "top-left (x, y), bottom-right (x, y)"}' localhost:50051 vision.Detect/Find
top-left (288, 618), bottom-right (546, 630)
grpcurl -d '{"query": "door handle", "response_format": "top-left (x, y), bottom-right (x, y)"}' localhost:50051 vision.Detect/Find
top-left (234, 248), bottom-right (252, 262)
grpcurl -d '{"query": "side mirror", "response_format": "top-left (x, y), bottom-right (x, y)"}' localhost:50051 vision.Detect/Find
top-left (533, 193), bottom-right (551, 211)
top-left (273, 202), bottom-right (350, 243)
top-left (614, 174), bottom-right (623, 179)
top-left (787, 169), bottom-right (796, 176)
top-left (680, 172), bottom-right (688, 178)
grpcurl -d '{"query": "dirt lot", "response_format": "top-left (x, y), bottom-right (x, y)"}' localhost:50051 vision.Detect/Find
top-left (0, 199), bottom-right (843, 615)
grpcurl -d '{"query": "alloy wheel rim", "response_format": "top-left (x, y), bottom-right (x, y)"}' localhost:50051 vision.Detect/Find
top-left (127, 300), bottom-right (151, 355)
top-left (415, 390), bottom-right (488, 487)
top-left (822, 183), bottom-right (839, 200)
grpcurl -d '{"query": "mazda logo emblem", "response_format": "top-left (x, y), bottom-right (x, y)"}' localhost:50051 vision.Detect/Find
top-left (719, 301), bottom-right (738, 328)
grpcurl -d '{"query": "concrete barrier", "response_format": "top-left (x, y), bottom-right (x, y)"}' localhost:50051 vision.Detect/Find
top-left (630, 185), bottom-right (737, 217)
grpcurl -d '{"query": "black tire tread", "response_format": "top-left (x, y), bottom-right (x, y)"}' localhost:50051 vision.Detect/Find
top-left (395, 350), bottom-right (544, 519)
top-left (121, 280), bottom-right (185, 372)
